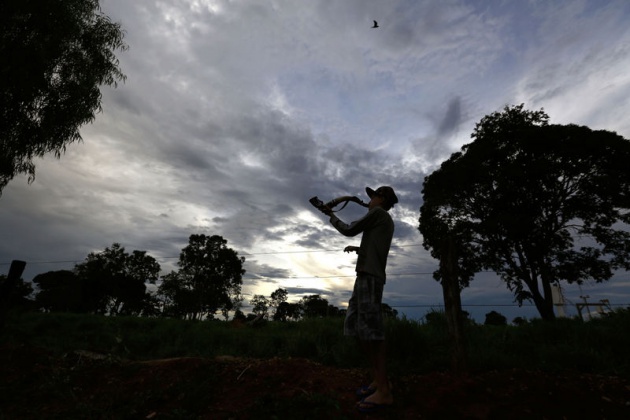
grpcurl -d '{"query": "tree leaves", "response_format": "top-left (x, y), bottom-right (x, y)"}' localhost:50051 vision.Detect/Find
top-left (158, 234), bottom-right (245, 320)
top-left (0, 0), bottom-right (127, 193)
top-left (420, 105), bottom-right (630, 320)
top-left (73, 243), bottom-right (160, 316)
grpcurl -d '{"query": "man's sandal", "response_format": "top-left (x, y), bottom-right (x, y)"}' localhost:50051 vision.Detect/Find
top-left (356, 398), bottom-right (393, 413)
top-left (355, 385), bottom-right (377, 399)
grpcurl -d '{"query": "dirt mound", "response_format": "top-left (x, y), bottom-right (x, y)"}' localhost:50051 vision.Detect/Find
top-left (1, 344), bottom-right (629, 419)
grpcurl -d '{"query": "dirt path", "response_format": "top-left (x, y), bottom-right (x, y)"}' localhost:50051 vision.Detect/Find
top-left (2, 344), bottom-right (630, 419)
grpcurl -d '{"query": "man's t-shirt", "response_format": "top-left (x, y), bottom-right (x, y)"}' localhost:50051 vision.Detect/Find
top-left (329, 206), bottom-right (394, 282)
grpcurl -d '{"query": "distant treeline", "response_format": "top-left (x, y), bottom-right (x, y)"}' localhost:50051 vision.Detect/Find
top-left (0, 234), bottom-right (399, 321)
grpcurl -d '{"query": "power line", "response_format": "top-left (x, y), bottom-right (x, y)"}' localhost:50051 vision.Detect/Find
top-left (244, 271), bottom-right (437, 281)
top-left (236, 302), bottom-right (630, 309)
top-left (0, 263), bottom-right (438, 279)
top-left (3, 256), bottom-right (628, 286)
top-left (241, 243), bottom-right (425, 256)
top-left (0, 259), bottom-right (83, 266)
top-left (0, 243), bottom-right (427, 266)
top-left (388, 304), bottom-right (537, 308)
top-left (3, 248), bottom-right (629, 296)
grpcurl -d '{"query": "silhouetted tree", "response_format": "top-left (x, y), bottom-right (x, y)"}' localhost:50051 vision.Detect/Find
top-left (139, 293), bottom-right (162, 318)
top-left (157, 234), bottom-right (245, 320)
top-left (420, 104), bottom-right (630, 321)
top-left (273, 301), bottom-right (302, 321)
top-left (33, 270), bottom-right (87, 312)
top-left (484, 311), bottom-right (507, 326)
top-left (250, 294), bottom-right (269, 317)
top-left (222, 293), bottom-right (243, 321)
top-left (300, 294), bottom-right (332, 318)
top-left (512, 316), bottom-right (528, 326)
top-left (233, 309), bottom-right (247, 322)
top-left (156, 271), bottom-right (192, 318)
top-left (326, 304), bottom-right (344, 317)
top-left (0, 0), bottom-right (127, 194)
top-left (424, 309), bottom-right (447, 326)
top-left (381, 303), bottom-right (398, 319)
top-left (269, 288), bottom-right (288, 317)
top-left (74, 243), bottom-right (160, 316)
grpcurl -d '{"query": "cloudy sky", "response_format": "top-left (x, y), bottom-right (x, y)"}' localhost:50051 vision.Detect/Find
top-left (2, 0), bottom-right (630, 322)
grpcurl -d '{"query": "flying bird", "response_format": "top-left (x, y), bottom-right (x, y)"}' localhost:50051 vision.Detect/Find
top-left (372, 20), bottom-right (379, 28)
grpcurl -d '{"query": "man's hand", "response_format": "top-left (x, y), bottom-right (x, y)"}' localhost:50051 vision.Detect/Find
top-left (344, 246), bottom-right (359, 254)
top-left (320, 206), bottom-right (333, 216)
top-left (309, 197), bottom-right (333, 216)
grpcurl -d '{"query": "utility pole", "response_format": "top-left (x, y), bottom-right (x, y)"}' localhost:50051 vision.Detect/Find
top-left (0, 260), bottom-right (27, 329)
top-left (580, 294), bottom-right (592, 320)
top-left (551, 285), bottom-right (566, 317)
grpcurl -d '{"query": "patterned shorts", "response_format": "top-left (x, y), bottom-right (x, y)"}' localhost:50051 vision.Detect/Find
top-left (344, 273), bottom-right (385, 341)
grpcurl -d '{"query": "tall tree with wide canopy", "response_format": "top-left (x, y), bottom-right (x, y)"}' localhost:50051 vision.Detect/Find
top-left (250, 294), bottom-right (270, 317)
top-left (419, 105), bottom-right (630, 320)
top-left (157, 235), bottom-right (245, 320)
top-left (299, 294), bottom-right (334, 318)
top-left (273, 301), bottom-right (302, 321)
top-left (0, 0), bottom-right (127, 194)
top-left (33, 270), bottom-right (87, 313)
top-left (269, 287), bottom-right (288, 318)
top-left (74, 243), bottom-right (160, 316)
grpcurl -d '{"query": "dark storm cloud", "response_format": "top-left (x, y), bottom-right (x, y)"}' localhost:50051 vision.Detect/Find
top-left (109, 90), bottom-right (143, 116)
top-left (3, 0), bottom-right (630, 322)
top-left (284, 287), bottom-right (332, 297)
top-left (228, 112), bottom-right (323, 178)
top-left (437, 97), bottom-right (463, 137)
top-left (243, 263), bottom-right (293, 281)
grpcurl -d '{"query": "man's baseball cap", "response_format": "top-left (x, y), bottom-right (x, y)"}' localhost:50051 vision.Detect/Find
top-left (366, 186), bottom-right (398, 206)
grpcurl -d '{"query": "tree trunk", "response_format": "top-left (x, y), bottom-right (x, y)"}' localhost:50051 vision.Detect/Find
top-left (535, 272), bottom-right (556, 321)
top-left (521, 269), bottom-right (556, 321)
top-left (527, 279), bottom-right (555, 320)
top-left (439, 236), bottom-right (467, 374)
top-left (1, 260), bottom-right (27, 329)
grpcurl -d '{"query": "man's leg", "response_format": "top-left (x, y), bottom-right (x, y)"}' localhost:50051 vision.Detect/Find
top-left (353, 274), bottom-right (393, 406)
top-left (361, 341), bottom-right (378, 389)
top-left (361, 340), bottom-right (393, 405)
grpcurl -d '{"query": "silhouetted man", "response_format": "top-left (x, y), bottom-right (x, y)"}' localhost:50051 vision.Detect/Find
top-left (316, 186), bottom-right (397, 412)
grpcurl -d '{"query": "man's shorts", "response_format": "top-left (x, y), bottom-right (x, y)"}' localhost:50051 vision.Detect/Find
top-left (344, 273), bottom-right (385, 341)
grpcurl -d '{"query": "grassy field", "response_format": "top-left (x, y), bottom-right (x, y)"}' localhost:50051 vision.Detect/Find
top-left (3, 309), bottom-right (630, 378)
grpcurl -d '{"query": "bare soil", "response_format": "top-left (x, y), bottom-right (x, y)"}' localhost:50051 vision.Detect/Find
top-left (2, 343), bottom-right (630, 419)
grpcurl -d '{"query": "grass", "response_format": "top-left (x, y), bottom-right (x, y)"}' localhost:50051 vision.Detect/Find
top-left (2, 309), bottom-right (630, 378)
top-left (2, 309), bottom-right (630, 418)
